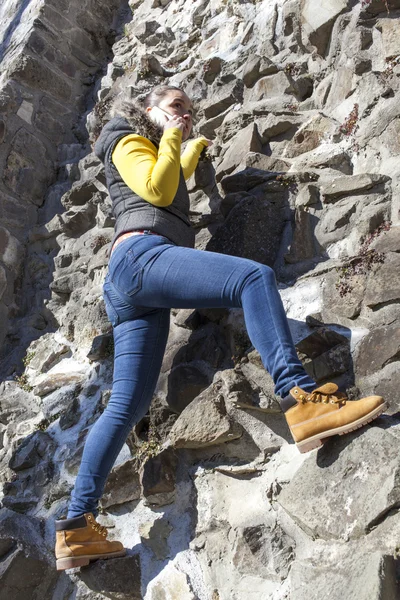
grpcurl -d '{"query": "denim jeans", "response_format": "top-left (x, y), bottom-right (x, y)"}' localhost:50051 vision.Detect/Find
top-left (67, 233), bottom-right (316, 517)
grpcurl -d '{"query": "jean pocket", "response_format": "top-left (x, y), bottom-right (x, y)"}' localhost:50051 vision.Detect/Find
top-left (109, 248), bottom-right (144, 298)
top-left (103, 286), bottom-right (120, 327)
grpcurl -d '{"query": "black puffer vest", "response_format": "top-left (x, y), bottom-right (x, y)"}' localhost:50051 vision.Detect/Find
top-left (94, 114), bottom-right (195, 249)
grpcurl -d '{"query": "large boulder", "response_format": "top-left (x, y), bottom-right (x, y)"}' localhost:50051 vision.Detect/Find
top-left (206, 195), bottom-right (286, 267)
top-left (301, 0), bottom-right (350, 55)
top-left (290, 552), bottom-right (398, 600)
top-left (0, 509), bottom-right (57, 599)
top-left (168, 387), bottom-right (243, 449)
top-left (278, 426), bottom-right (400, 541)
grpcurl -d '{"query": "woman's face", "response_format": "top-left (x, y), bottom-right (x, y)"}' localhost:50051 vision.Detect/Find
top-left (153, 90), bottom-right (194, 141)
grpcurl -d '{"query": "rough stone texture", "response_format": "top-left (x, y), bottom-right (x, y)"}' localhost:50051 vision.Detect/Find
top-left (168, 388), bottom-right (243, 449)
top-left (295, 327), bottom-right (352, 382)
top-left (79, 555), bottom-right (142, 600)
top-left (0, 508), bottom-right (57, 600)
top-left (140, 448), bottom-right (178, 506)
top-left (1, 0), bottom-right (400, 598)
top-left (206, 194), bottom-right (286, 267)
top-left (139, 518), bottom-right (173, 560)
top-left (215, 122), bottom-right (262, 182)
top-left (356, 326), bottom-right (400, 377)
top-left (289, 553), bottom-right (398, 600)
top-left (100, 458), bottom-right (141, 510)
top-left (232, 523), bottom-right (295, 581)
top-left (278, 427), bottom-right (400, 541)
top-left (321, 174), bottom-right (389, 203)
top-left (363, 253), bottom-right (400, 309)
top-left (0, 381), bottom-right (40, 425)
top-left (0, 0), bottom-right (123, 371)
top-left (301, 0), bottom-right (349, 55)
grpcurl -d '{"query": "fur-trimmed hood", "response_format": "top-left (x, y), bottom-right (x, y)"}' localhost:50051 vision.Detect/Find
top-left (94, 101), bottom-right (164, 163)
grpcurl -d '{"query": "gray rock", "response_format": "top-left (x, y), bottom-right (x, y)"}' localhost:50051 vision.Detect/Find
top-left (215, 123), bottom-right (263, 182)
top-left (166, 363), bottom-right (211, 414)
top-left (295, 327), bottom-right (351, 382)
top-left (357, 362), bottom-right (400, 416)
top-left (238, 152), bottom-right (291, 173)
top-left (79, 555), bottom-right (141, 600)
top-left (284, 206), bottom-right (322, 264)
top-left (220, 367), bottom-right (279, 413)
top-left (139, 518), bottom-right (173, 560)
top-left (87, 334), bottom-right (114, 361)
top-left (321, 174), bottom-right (389, 203)
top-left (0, 381), bottom-right (40, 425)
top-left (207, 195), bottom-right (285, 267)
top-left (296, 328), bottom-right (348, 359)
top-left (220, 167), bottom-right (277, 194)
top-left (202, 56), bottom-right (223, 85)
top-left (278, 426), bottom-right (400, 541)
top-left (232, 523), bottom-right (295, 581)
top-left (61, 179), bottom-right (101, 209)
top-left (242, 55), bottom-right (279, 88)
top-left (289, 553), bottom-right (398, 600)
top-left (0, 227), bottom-right (24, 274)
top-left (301, 0), bottom-right (349, 55)
top-left (251, 72), bottom-right (295, 101)
top-left (59, 396), bottom-right (81, 430)
top-left (9, 431), bottom-right (53, 472)
top-left (0, 509), bottom-right (57, 600)
top-left (202, 79), bottom-right (243, 119)
top-left (28, 334), bottom-right (71, 373)
top-left (356, 325), bottom-right (400, 377)
top-left (50, 272), bottom-right (87, 295)
top-left (363, 252), bottom-right (400, 309)
top-left (100, 458), bottom-right (141, 509)
top-left (168, 387), bottom-right (243, 449)
top-left (322, 269), bottom-right (366, 320)
top-left (34, 373), bottom-right (84, 398)
top-left (370, 225), bottom-right (400, 253)
top-left (41, 382), bottom-right (82, 420)
top-left (140, 448), bottom-right (178, 506)
top-left (291, 144), bottom-right (352, 174)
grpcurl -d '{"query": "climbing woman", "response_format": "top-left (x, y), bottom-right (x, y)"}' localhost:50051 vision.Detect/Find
top-left (55, 85), bottom-right (387, 570)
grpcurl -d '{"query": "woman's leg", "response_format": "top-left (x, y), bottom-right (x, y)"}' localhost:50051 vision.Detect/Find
top-left (112, 235), bottom-right (316, 398)
top-left (67, 304), bottom-right (170, 518)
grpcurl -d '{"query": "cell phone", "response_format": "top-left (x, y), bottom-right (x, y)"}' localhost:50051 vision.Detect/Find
top-left (150, 106), bottom-right (173, 127)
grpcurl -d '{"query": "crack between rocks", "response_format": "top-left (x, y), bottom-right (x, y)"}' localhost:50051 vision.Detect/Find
top-left (371, 299), bottom-right (400, 312)
top-left (365, 501), bottom-right (400, 534)
top-left (381, 350), bottom-right (400, 370)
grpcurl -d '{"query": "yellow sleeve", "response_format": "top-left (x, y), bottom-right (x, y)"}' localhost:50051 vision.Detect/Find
top-left (111, 128), bottom-right (182, 207)
top-left (180, 137), bottom-right (210, 180)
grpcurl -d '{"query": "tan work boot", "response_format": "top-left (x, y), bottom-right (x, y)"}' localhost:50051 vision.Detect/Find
top-left (285, 383), bottom-right (387, 453)
top-left (55, 512), bottom-right (126, 570)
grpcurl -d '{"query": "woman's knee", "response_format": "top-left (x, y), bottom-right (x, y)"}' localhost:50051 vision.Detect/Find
top-left (246, 262), bottom-right (276, 287)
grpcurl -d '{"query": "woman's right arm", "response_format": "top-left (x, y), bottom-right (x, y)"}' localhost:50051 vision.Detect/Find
top-left (111, 127), bottom-right (183, 207)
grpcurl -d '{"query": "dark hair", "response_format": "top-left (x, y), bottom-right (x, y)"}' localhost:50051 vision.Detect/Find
top-left (143, 85), bottom-right (185, 108)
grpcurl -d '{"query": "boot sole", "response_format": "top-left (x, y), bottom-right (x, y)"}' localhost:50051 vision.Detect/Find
top-left (56, 548), bottom-right (126, 571)
top-left (295, 402), bottom-right (388, 454)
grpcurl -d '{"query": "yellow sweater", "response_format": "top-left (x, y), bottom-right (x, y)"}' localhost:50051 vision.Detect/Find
top-left (112, 128), bottom-right (209, 207)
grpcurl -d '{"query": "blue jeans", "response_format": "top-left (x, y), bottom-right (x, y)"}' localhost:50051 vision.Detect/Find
top-left (67, 233), bottom-right (316, 517)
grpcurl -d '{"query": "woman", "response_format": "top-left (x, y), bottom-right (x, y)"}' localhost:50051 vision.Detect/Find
top-left (55, 85), bottom-right (386, 570)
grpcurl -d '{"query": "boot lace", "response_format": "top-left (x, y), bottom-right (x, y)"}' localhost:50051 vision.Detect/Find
top-left (87, 514), bottom-right (108, 537)
top-left (298, 390), bottom-right (347, 406)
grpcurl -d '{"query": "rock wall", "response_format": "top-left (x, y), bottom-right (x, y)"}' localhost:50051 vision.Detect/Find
top-left (1, 1), bottom-right (400, 599)
top-left (0, 0), bottom-right (123, 368)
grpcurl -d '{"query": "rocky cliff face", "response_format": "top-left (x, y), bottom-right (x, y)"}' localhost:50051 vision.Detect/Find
top-left (1, 1), bottom-right (400, 599)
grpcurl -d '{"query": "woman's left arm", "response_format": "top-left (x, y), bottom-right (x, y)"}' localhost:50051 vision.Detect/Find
top-left (181, 137), bottom-right (211, 180)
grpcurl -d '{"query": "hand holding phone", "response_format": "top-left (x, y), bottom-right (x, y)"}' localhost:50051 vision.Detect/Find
top-left (150, 106), bottom-right (186, 133)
